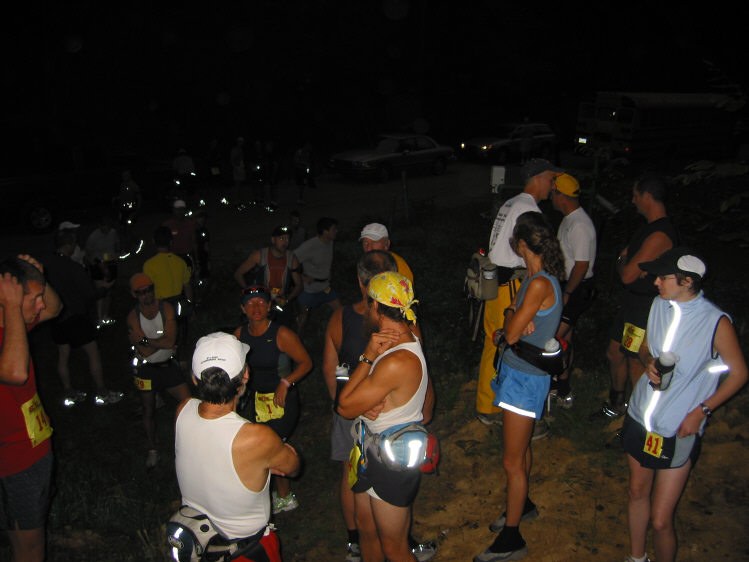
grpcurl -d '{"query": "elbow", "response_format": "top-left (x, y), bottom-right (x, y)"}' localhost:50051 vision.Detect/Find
top-left (2, 368), bottom-right (30, 386)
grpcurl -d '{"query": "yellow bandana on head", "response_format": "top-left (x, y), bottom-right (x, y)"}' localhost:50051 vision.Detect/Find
top-left (367, 271), bottom-right (418, 323)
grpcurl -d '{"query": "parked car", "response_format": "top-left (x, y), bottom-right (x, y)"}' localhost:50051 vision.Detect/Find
top-left (328, 133), bottom-right (454, 182)
top-left (459, 122), bottom-right (557, 164)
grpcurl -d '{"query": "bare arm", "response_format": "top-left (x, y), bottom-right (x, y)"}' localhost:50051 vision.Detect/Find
top-left (421, 374), bottom-right (435, 424)
top-left (0, 273), bottom-right (30, 385)
top-left (564, 261), bottom-right (589, 304)
top-left (233, 250), bottom-right (261, 289)
top-left (322, 308), bottom-right (343, 401)
top-left (618, 232), bottom-right (673, 285)
top-left (273, 326), bottom-right (313, 407)
top-left (286, 255), bottom-right (303, 301)
top-left (503, 277), bottom-right (553, 345)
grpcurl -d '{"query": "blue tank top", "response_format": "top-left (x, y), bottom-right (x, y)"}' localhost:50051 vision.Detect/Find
top-left (503, 270), bottom-right (563, 376)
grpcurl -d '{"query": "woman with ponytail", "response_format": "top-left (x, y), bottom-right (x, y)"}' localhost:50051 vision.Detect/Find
top-left (475, 211), bottom-right (565, 562)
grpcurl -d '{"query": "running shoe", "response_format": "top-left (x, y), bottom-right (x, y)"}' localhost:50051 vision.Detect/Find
top-left (272, 492), bottom-right (299, 514)
top-left (476, 413), bottom-right (502, 426)
top-left (345, 542), bottom-right (361, 562)
top-left (95, 390), bottom-right (124, 406)
top-left (62, 389), bottom-right (88, 408)
top-left (411, 540), bottom-right (437, 562)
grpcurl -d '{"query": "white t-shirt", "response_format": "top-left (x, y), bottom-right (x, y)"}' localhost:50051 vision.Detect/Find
top-left (487, 192), bottom-right (540, 267)
top-left (557, 206), bottom-right (596, 280)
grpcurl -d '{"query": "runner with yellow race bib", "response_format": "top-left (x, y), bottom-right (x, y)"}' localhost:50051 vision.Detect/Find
top-left (235, 285), bottom-right (312, 514)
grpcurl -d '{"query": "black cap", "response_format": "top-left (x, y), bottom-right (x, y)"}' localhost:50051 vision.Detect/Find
top-left (640, 247), bottom-right (707, 280)
top-left (522, 158), bottom-right (564, 182)
top-left (272, 225), bottom-right (290, 237)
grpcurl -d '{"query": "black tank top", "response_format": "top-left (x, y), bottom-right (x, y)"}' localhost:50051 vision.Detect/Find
top-left (625, 216), bottom-right (679, 295)
top-left (239, 321), bottom-right (290, 393)
top-left (340, 303), bottom-right (368, 367)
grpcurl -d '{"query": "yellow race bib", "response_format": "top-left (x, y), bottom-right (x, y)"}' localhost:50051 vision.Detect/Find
top-left (255, 392), bottom-right (285, 423)
top-left (347, 444), bottom-right (362, 488)
top-left (643, 430), bottom-right (664, 458)
top-left (21, 393), bottom-right (53, 447)
top-left (622, 322), bottom-right (645, 353)
top-left (133, 376), bottom-right (152, 391)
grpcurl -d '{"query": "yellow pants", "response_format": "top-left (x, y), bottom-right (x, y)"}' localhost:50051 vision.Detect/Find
top-left (476, 279), bottom-right (521, 414)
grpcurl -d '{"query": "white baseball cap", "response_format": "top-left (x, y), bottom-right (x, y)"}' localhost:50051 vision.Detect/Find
top-left (192, 332), bottom-right (250, 379)
top-left (359, 223), bottom-right (389, 241)
top-left (173, 199), bottom-right (187, 209)
top-left (58, 221), bottom-right (81, 230)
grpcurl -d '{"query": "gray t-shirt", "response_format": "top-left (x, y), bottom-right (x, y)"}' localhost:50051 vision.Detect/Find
top-left (293, 236), bottom-right (333, 293)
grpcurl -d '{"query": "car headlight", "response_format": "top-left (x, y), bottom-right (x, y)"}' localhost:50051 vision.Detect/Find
top-left (460, 142), bottom-right (466, 149)
top-left (481, 144), bottom-right (492, 151)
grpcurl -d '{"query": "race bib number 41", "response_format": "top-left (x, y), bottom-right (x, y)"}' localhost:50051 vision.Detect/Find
top-left (643, 430), bottom-right (664, 458)
top-left (22, 393), bottom-right (53, 447)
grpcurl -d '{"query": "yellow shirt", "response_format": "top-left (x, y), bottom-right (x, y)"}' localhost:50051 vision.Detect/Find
top-left (390, 251), bottom-right (414, 286)
top-left (143, 252), bottom-right (190, 300)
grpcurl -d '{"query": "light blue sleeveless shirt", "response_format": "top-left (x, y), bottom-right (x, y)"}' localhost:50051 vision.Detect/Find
top-left (503, 270), bottom-right (563, 376)
top-left (628, 292), bottom-right (728, 437)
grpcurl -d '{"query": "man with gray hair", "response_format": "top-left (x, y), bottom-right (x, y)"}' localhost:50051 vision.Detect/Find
top-left (358, 222), bottom-right (414, 284)
top-left (174, 332), bottom-right (300, 562)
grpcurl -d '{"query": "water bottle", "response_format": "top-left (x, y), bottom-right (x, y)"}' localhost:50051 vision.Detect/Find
top-left (544, 338), bottom-right (560, 353)
top-left (651, 351), bottom-right (678, 391)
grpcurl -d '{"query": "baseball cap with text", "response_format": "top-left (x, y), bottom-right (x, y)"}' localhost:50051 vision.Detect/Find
top-left (192, 332), bottom-right (250, 379)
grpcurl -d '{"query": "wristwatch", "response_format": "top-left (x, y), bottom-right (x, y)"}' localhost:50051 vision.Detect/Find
top-left (700, 402), bottom-right (713, 418)
top-left (358, 354), bottom-right (373, 365)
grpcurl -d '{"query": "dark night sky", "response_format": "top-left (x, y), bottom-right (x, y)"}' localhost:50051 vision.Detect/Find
top-left (3, 2), bottom-right (748, 168)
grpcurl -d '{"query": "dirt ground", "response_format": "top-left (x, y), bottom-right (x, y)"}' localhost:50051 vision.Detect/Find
top-left (405, 379), bottom-right (749, 562)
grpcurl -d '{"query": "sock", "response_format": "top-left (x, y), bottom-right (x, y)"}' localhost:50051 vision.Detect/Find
top-left (629, 555), bottom-right (648, 562)
top-left (609, 389), bottom-right (625, 406)
top-left (347, 529), bottom-right (359, 544)
top-left (556, 378), bottom-right (571, 397)
top-left (524, 497), bottom-right (536, 514)
top-left (489, 526), bottom-right (525, 552)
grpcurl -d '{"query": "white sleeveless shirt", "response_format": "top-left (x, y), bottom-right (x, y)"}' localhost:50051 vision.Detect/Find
top-left (361, 339), bottom-right (428, 434)
top-left (138, 307), bottom-right (174, 363)
top-left (175, 399), bottom-right (270, 539)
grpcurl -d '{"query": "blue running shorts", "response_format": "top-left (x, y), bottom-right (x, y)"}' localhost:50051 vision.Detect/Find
top-left (491, 362), bottom-right (550, 419)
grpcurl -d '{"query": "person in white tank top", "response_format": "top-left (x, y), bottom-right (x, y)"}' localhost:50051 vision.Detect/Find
top-left (337, 272), bottom-right (435, 562)
top-left (175, 333), bottom-right (300, 561)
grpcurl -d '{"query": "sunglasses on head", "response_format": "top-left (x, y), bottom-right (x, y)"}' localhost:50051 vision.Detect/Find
top-left (134, 285), bottom-right (154, 296)
top-left (241, 285), bottom-right (271, 302)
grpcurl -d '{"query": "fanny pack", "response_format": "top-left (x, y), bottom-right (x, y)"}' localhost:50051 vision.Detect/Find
top-left (356, 420), bottom-right (440, 474)
top-left (510, 338), bottom-right (568, 377)
top-left (166, 505), bottom-right (270, 562)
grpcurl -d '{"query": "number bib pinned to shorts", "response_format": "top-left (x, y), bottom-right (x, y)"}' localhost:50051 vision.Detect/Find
top-left (643, 430), bottom-right (664, 458)
top-left (22, 392), bottom-right (53, 447)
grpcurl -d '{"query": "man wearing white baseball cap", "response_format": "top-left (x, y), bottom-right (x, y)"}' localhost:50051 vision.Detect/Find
top-left (174, 332), bottom-right (300, 562)
top-left (359, 222), bottom-right (414, 284)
